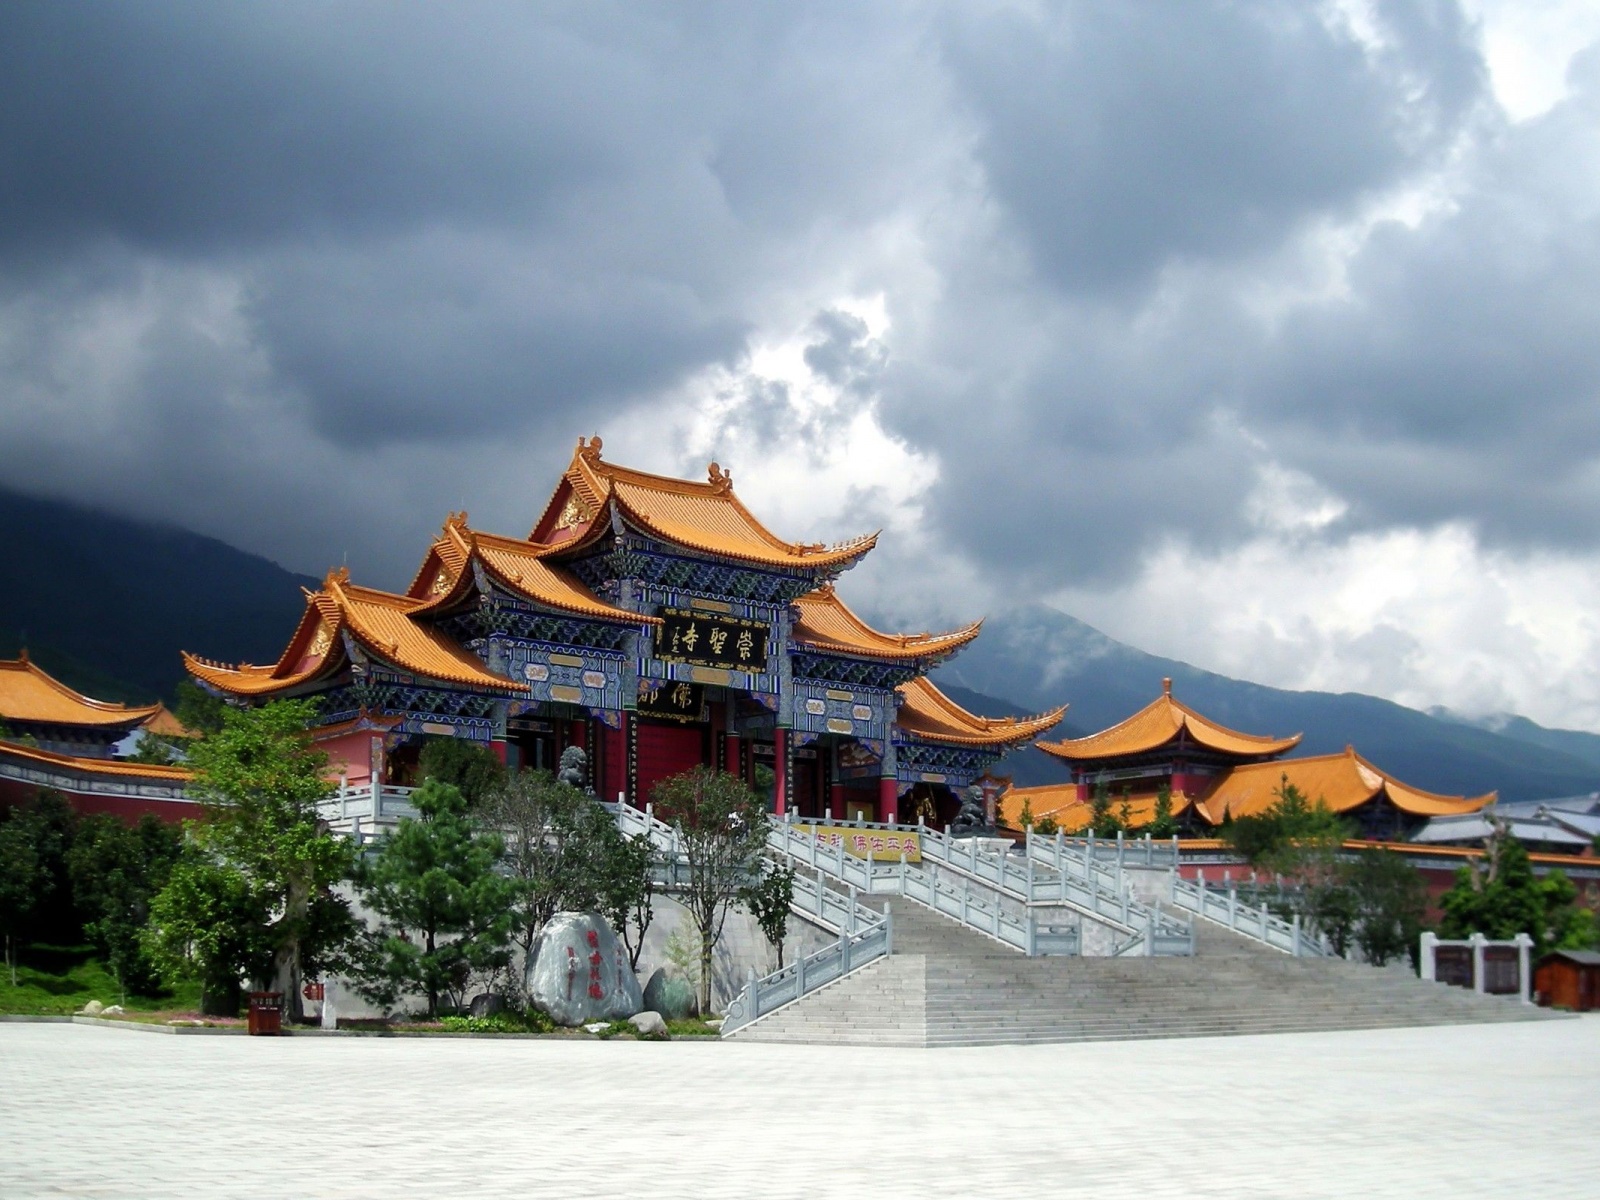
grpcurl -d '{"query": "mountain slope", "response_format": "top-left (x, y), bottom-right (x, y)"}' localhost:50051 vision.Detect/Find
top-left (936, 604), bottom-right (1600, 804)
top-left (0, 487), bottom-right (316, 702)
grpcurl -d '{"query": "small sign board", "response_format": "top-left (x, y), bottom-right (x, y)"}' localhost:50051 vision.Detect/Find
top-left (809, 825), bottom-right (921, 863)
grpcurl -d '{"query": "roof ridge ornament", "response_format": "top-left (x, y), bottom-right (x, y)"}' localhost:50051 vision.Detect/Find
top-left (707, 461), bottom-right (732, 492)
top-left (1162, 677), bottom-right (1172, 696)
top-left (324, 565), bottom-right (352, 592)
top-left (577, 434), bottom-right (604, 462)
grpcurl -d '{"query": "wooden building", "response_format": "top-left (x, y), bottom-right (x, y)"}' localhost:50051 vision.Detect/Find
top-left (1533, 949), bottom-right (1600, 1011)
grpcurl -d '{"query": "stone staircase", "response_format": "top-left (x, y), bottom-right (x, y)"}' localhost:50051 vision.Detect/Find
top-left (731, 901), bottom-right (1562, 1047)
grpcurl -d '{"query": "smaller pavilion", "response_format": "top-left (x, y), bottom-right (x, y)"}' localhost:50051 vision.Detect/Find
top-left (1005, 680), bottom-right (1494, 839)
top-left (0, 652), bottom-right (193, 821)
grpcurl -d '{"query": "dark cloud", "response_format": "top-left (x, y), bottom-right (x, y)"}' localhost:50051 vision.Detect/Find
top-left (1, 0), bottom-right (1598, 625)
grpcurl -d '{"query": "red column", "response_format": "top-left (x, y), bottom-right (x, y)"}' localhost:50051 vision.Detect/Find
top-left (879, 776), bottom-right (898, 825)
top-left (725, 733), bottom-right (741, 781)
top-left (774, 728), bottom-right (788, 816)
top-left (829, 782), bottom-right (845, 818)
top-left (487, 739), bottom-right (508, 765)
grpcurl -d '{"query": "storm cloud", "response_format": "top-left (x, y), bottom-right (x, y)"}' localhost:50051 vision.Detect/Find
top-left (4, 2), bottom-right (1600, 727)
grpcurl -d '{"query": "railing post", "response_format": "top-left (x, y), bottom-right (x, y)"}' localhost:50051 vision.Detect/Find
top-left (1515, 933), bottom-right (1533, 1004)
top-left (1171, 833), bottom-right (1179, 865)
top-left (1143, 832), bottom-right (1151, 865)
top-left (1026, 855), bottom-right (1035, 901)
top-left (1419, 932), bottom-right (1437, 981)
top-left (1292, 913), bottom-right (1302, 958)
top-left (1259, 903), bottom-right (1269, 941)
top-left (796, 947), bottom-right (806, 996)
top-left (339, 773), bottom-right (348, 818)
top-left (1228, 885), bottom-right (1237, 928)
top-left (1026, 917), bottom-right (1037, 958)
top-left (371, 774), bottom-right (381, 820)
top-left (960, 881), bottom-right (970, 927)
top-left (847, 883), bottom-right (857, 933)
top-left (1470, 932), bottom-right (1487, 994)
top-left (884, 904), bottom-right (893, 956)
top-left (1116, 829), bottom-right (1124, 871)
top-left (840, 926), bottom-right (851, 974)
top-left (1145, 906), bottom-right (1155, 957)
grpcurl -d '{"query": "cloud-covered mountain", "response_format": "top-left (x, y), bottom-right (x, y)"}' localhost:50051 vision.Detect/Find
top-left (937, 604), bottom-right (1600, 802)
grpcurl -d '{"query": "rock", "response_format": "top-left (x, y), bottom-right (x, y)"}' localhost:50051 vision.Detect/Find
top-left (704, 1018), bottom-right (724, 1030)
top-left (628, 1011), bottom-right (669, 1039)
top-left (583, 1022), bottom-right (609, 1034)
top-left (642, 967), bottom-right (700, 1020)
top-left (101, 1005), bottom-right (124, 1016)
top-left (526, 911), bottom-right (643, 1027)
top-left (78, 1000), bottom-right (104, 1016)
top-left (468, 992), bottom-right (505, 1019)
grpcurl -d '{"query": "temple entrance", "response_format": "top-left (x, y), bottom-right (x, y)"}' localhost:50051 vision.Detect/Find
top-left (507, 717), bottom-right (557, 773)
top-left (635, 719), bottom-right (705, 807)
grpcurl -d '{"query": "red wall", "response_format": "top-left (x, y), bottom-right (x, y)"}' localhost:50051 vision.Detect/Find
top-left (635, 721), bottom-right (704, 807)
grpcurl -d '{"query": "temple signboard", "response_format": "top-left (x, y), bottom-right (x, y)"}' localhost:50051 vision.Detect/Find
top-left (656, 607), bottom-right (769, 671)
top-left (637, 679), bottom-right (706, 724)
top-left (809, 825), bottom-right (921, 863)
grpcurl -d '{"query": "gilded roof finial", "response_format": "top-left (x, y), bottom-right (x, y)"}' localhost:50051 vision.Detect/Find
top-left (1162, 677), bottom-right (1172, 696)
top-left (324, 565), bottom-right (352, 591)
top-left (444, 510), bottom-right (469, 531)
top-left (707, 461), bottom-right (732, 491)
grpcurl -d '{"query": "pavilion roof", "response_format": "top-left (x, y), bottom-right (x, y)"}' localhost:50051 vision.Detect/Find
top-left (1194, 746), bottom-right (1496, 824)
top-left (1037, 679), bottom-right (1301, 764)
top-left (996, 782), bottom-right (1195, 834)
top-left (791, 585), bottom-right (981, 662)
top-left (187, 568), bottom-right (526, 697)
top-left (0, 653), bottom-right (163, 729)
top-left (407, 513), bottom-right (660, 626)
top-left (0, 737), bottom-right (192, 781)
top-left (895, 676), bottom-right (1065, 748)
top-left (530, 436), bottom-right (877, 571)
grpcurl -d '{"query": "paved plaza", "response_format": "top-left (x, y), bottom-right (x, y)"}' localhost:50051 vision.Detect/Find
top-left (2, 1017), bottom-right (1596, 1199)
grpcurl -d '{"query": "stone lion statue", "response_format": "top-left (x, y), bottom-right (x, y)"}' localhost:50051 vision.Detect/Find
top-left (949, 784), bottom-right (992, 837)
top-left (557, 745), bottom-right (590, 793)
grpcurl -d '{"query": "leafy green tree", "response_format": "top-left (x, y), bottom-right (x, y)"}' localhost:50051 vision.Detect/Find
top-left (67, 815), bottom-right (182, 1000)
top-left (740, 860), bottom-right (796, 969)
top-left (1115, 788), bottom-right (1133, 833)
top-left (1221, 778), bottom-right (1350, 869)
top-left (354, 780), bottom-right (517, 1018)
top-left (8, 791), bottom-right (80, 946)
top-left (1148, 783), bottom-right (1178, 839)
top-left (1440, 832), bottom-right (1599, 955)
top-left (144, 846), bottom-right (275, 1015)
top-left (417, 736), bottom-right (506, 808)
top-left (145, 699), bottom-right (357, 1019)
top-left (600, 830), bottom-right (657, 973)
top-left (480, 769), bottom-right (609, 961)
top-left (1034, 815), bottom-right (1060, 837)
top-left (0, 816), bottom-right (39, 986)
top-left (1349, 850), bottom-right (1428, 967)
top-left (1017, 795), bottom-right (1034, 831)
top-left (173, 680), bottom-right (229, 736)
top-left (652, 767), bottom-right (770, 1013)
top-left (1088, 780), bottom-right (1117, 838)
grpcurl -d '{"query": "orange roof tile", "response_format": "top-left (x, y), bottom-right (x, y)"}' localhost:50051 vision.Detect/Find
top-left (0, 654), bottom-right (162, 729)
top-left (895, 677), bottom-right (1065, 748)
top-left (791, 586), bottom-right (981, 662)
top-left (0, 737), bottom-right (192, 781)
top-left (140, 704), bottom-right (193, 738)
top-left (533, 437), bottom-right (877, 570)
top-left (187, 569), bottom-right (526, 697)
top-left (1038, 679), bottom-right (1301, 763)
top-left (997, 782), bottom-right (1194, 833)
top-left (1194, 746), bottom-right (1495, 825)
top-left (435, 524), bottom-right (659, 626)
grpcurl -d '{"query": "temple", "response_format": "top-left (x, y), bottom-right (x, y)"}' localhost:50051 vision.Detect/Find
top-left (0, 652), bottom-right (193, 819)
top-left (1004, 679), bottom-right (1494, 839)
top-left (186, 437), bottom-right (1064, 822)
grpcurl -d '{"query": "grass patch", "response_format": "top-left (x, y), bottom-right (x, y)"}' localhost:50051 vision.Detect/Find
top-left (0, 945), bottom-right (199, 1015)
top-left (665, 1017), bottom-right (721, 1037)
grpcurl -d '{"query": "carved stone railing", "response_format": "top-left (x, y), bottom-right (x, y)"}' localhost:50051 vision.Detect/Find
top-left (720, 907), bottom-right (894, 1037)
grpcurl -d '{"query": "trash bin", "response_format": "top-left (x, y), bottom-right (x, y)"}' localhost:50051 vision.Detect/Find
top-left (247, 991), bottom-right (283, 1036)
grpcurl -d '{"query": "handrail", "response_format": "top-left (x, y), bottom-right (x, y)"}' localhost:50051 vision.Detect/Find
top-left (1168, 873), bottom-right (1333, 957)
top-left (721, 908), bottom-right (894, 1036)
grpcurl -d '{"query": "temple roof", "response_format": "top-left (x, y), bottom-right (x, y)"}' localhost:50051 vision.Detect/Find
top-left (895, 676), bottom-right (1065, 748)
top-left (1037, 679), bottom-right (1301, 764)
top-left (408, 514), bottom-right (659, 626)
top-left (1195, 746), bottom-right (1496, 824)
top-left (187, 568), bottom-right (525, 697)
top-left (0, 653), bottom-right (163, 729)
top-left (998, 782), bottom-right (1194, 834)
top-left (791, 585), bottom-right (981, 662)
top-left (532, 437), bottom-right (877, 571)
top-left (0, 736), bottom-right (192, 781)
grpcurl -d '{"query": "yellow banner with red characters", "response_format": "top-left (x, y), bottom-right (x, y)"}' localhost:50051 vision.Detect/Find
top-left (807, 825), bottom-right (922, 863)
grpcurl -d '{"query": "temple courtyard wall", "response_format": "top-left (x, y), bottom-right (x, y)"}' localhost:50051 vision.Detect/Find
top-left (3, 1017), bottom-right (1594, 1198)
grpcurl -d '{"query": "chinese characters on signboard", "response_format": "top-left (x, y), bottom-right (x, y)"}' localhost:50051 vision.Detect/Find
top-left (809, 826), bottom-right (922, 863)
top-left (637, 679), bottom-right (705, 724)
top-left (656, 607), bottom-right (769, 670)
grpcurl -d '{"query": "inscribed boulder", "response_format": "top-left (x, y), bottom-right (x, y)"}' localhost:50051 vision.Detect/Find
top-left (526, 912), bottom-right (642, 1026)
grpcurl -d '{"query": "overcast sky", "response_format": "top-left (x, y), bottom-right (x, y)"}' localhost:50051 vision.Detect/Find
top-left (4, 2), bottom-right (1600, 729)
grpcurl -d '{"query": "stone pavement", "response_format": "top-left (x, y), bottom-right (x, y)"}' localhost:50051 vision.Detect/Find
top-left (1, 1018), bottom-right (1595, 1199)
